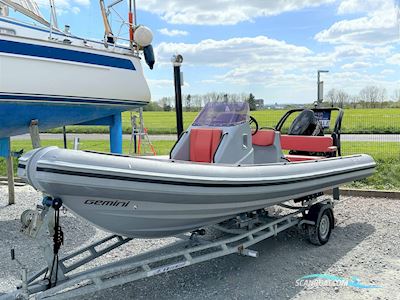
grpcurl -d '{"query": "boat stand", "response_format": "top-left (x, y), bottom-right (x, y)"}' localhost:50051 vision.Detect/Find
top-left (3, 197), bottom-right (334, 300)
top-left (0, 137), bottom-right (15, 205)
top-left (0, 120), bottom-right (41, 206)
top-left (29, 120), bottom-right (41, 149)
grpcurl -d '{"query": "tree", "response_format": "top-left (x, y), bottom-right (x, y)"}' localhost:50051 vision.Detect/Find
top-left (185, 94), bottom-right (191, 112)
top-left (159, 97), bottom-right (173, 111)
top-left (247, 93), bottom-right (257, 111)
top-left (392, 89), bottom-right (400, 102)
top-left (326, 88), bottom-right (350, 108)
top-left (143, 101), bottom-right (162, 111)
top-left (349, 95), bottom-right (359, 109)
top-left (359, 86), bottom-right (386, 108)
top-left (192, 95), bottom-right (203, 109)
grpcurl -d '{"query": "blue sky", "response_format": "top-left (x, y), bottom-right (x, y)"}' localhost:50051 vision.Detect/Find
top-left (31, 1), bottom-right (400, 103)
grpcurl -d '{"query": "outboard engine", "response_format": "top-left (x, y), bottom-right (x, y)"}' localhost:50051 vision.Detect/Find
top-left (143, 45), bottom-right (155, 70)
top-left (288, 109), bottom-right (323, 136)
top-left (288, 109), bottom-right (323, 156)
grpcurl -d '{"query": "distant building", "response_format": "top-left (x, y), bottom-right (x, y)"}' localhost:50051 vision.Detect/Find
top-left (273, 102), bottom-right (285, 109)
top-left (255, 99), bottom-right (264, 109)
top-left (264, 102), bottom-right (287, 110)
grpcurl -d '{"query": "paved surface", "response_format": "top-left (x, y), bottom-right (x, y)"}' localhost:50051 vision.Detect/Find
top-left (0, 186), bottom-right (399, 299)
top-left (10, 133), bottom-right (400, 142)
top-left (340, 134), bottom-right (400, 142)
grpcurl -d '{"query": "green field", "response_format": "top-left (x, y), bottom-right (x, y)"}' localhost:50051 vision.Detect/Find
top-left (46, 108), bottom-right (400, 135)
top-left (341, 142), bottom-right (400, 190)
top-left (1, 140), bottom-right (398, 191)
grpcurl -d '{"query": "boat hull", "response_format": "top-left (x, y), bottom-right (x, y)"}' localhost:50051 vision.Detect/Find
top-left (0, 102), bottom-right (131, 138)
top-left (19, 147), bottom-right (376, 238)
top-left (0, 35), bottom-right (150, 102)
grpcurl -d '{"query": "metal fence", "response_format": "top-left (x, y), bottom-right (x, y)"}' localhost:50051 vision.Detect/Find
top-left (53, 108), bottom-right (400, 161)
top-left (131, 109), bottom-right (400, 161)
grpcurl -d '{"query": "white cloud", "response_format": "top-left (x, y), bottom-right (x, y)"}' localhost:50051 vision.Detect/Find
top-left (387, 53), bottom-right (400, 65)
top-left (139, 0), bottom-right (335, 25)
top-left (71, 6), bottom-right (80, 14)
top-left (341, 61), bottom-right (373, 69)
top-left (148, 79), bottom-right (189, 88)
top-left (73, 0), bottom-right (90, 7)
top-left (315, 0), bottom-right (399, 45)
top-left (337, 0), bottom-right (385, 15)
top-left (332, 45), bottom-right (393, 60)
top-left (158, 28), bottom-right (188, 37)
top-left (36, 0), bottom-right (89, 14)
top-left (153, 34), bottom-right (399, 101)
top-left (155, 36), bottom-right (336, 88)
top-left (381, 69), bottom-right (396, 75)
top-left (327, 71), bottom-right (400, 93)
top-left (156, 36), bottom-right (315, 67)
top-left (148, 79), bottom-right (173, 88)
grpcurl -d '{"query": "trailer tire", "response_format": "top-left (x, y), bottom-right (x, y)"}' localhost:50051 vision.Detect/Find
top-left (306, 203), bottom-right (334, 246)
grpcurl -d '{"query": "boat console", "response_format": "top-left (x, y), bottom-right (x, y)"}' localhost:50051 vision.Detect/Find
top-left (171, 103), bottom-right (343, 166)
top-left (171, 102), bottom-right (255, 164)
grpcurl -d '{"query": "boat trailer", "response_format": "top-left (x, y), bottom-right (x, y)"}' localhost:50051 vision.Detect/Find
top-left (2, 195), bottom-right (335, 300)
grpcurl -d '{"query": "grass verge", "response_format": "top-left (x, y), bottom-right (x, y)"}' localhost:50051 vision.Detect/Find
top-left (45, 108), bottom-right (400, 135)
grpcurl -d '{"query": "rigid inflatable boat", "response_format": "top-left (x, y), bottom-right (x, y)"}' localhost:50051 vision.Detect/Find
top-left (18, 102), bottom-right (376, 238)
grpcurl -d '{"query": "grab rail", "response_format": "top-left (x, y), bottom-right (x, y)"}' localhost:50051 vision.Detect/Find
top-left (212, 132), bottom-right (229, 163)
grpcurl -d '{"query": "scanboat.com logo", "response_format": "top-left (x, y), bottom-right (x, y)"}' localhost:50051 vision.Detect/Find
top-left (296, 274), bottom-right (382, 289)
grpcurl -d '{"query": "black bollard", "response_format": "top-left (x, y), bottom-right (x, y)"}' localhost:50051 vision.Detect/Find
top-left (172, 55), bottom-right (184, 138)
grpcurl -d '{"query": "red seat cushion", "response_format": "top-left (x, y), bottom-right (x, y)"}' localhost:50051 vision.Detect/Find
top-left (190, 128), bottom-right (223, 163)
top-left (280, 135), bottom-right (335, 152)
top-left (252, 130), bottom-right (275, 146)
top-left (285, 154), bottom-right (325, 162)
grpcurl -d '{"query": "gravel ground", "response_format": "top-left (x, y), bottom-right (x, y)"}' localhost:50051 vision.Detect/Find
top-left (0, 186), bottom-right (399, 300)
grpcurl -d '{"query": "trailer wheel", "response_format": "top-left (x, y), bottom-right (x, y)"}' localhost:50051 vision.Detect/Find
top-left (306, 203), bottom-right (334, 246)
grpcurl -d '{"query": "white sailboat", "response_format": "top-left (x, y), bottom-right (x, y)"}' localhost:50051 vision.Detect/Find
top-left (0, 0), bottom-right (154, 137)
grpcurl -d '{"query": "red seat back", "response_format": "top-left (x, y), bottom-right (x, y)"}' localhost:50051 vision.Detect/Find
top-left (252, 130), bottom-right (275, 146)
top-left (190, 128), bottom-right (222, 163)
top-left (280, 135), bottom-right (334, 152)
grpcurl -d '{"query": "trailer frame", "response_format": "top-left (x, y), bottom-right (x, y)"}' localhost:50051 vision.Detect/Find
top-left (2, 196), bottom-right (334, 300)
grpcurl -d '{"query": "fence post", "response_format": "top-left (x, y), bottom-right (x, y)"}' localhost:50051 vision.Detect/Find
top-left (1, 138), bottom-right (15, 205)
top-left (29, 119), bottom-right (41, 149)
top-left (6, 155), bottom-right (15, 205)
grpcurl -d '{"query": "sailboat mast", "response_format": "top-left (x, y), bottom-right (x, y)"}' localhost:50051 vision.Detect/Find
top-left (128, 0), bottom-right (137, 50)
top-left (133, 0), bottom-right (137, 26)
top-left (49, 0), bottom-right (58, 29)
top-left (128, 0), bottom-right (133, 48)
top-left (0, 0), bottom-right (50, 27)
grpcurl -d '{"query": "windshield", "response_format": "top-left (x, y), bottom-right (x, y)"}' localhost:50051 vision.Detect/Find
top-left (192, 102), bottom-right (249, 127)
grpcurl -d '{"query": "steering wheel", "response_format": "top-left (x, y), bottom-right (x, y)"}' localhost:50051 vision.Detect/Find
top-left (249, 116), bottom-right (259, 136)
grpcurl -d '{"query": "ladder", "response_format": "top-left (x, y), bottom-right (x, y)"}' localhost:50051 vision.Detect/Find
top-left (129, 108), bottom-right (156, 156)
